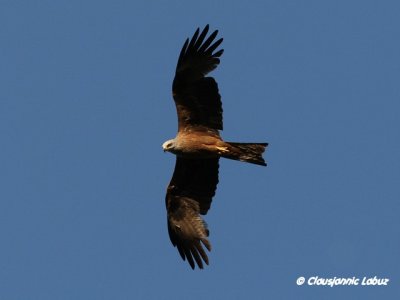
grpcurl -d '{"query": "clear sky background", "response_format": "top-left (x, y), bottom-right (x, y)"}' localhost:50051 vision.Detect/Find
top-left (1, 1), bottom-right (399, 299)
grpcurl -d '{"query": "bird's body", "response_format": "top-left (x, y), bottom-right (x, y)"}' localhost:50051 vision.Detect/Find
top-left (163, 25), bottom-right (268, 269)
top-left (164, 130), bottom-right (226, 158)
top-left (164, 131), bottom-right (267, 164)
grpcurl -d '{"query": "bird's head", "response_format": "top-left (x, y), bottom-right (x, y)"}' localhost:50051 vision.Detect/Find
top-left (162, 139), bottom-right (176, 153)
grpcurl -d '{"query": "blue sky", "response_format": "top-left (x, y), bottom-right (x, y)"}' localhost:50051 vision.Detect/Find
top-left (1, 0), bottom-right (399, 299)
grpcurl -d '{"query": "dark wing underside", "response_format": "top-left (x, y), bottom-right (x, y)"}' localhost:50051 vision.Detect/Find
top-left (166, 157), bottom-right (219, 269)
top-left (172, 25), bottom-right (224, 131)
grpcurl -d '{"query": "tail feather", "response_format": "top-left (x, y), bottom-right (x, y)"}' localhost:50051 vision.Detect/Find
top-left (223, 142), bottom-right (268, 166)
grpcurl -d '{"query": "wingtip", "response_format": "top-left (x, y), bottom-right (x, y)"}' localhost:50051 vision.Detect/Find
top-left (189, 260), bottom-right (195, 270)
top-left (201, 238), bottom-right (212, 252)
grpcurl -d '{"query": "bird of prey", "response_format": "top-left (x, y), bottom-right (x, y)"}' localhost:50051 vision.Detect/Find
top-left (163, 25), bottom-right (268, 269)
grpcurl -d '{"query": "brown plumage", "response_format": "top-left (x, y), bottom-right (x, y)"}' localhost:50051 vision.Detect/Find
top-left (166, 158), bottom-right (218, 269)
top-left (163, 25), bottom-right (268, 269)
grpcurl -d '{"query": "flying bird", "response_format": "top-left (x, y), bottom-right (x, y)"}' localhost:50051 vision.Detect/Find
top-left (163, 25), bottom-right (268, 269)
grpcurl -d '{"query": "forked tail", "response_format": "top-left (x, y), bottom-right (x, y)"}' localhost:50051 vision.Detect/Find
top-left (223, 142), bottom-right (268, 166)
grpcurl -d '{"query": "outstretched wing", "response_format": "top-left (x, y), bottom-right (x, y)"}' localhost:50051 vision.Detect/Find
top-left (172, 25), bottom-right (224, 131)
top-left (166, 157), bottom-right (219, 269)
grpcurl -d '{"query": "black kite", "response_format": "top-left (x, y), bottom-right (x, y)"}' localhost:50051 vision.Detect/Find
top-left (163, 25), bottom-right (268, 269)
